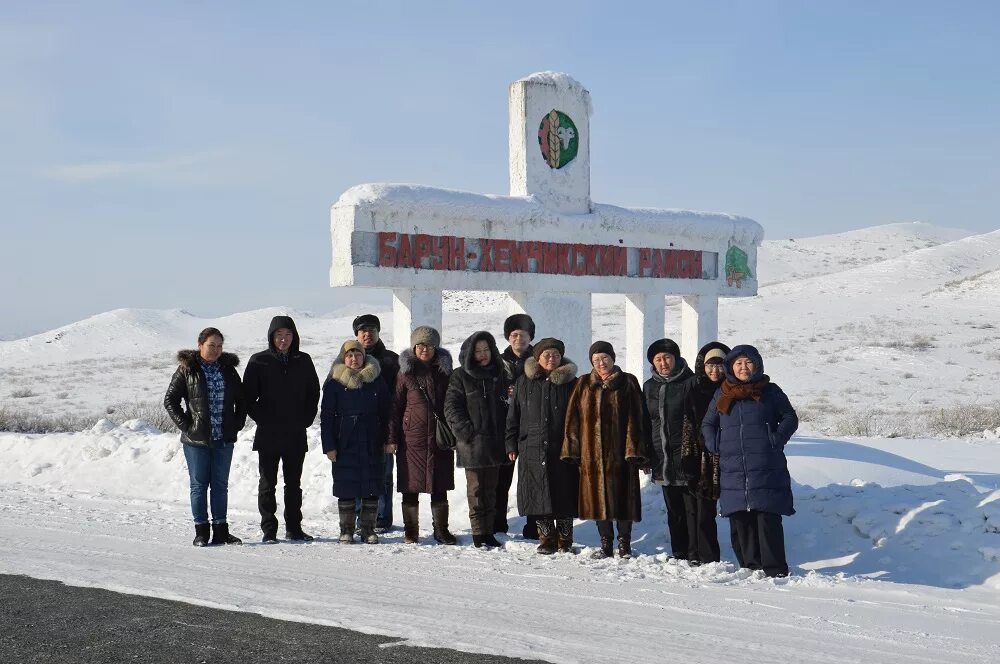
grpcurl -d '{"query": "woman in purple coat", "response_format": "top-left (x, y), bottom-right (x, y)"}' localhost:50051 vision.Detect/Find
top-left (386, 326), bottom-right (456, 545)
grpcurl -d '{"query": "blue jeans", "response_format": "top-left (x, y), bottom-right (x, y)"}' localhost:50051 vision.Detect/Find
top-left (183, 443), bottom-right (234, 525)
top-left (355, 455), bottom-right (394, 527)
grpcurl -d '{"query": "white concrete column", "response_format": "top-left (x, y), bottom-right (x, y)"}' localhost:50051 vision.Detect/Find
top-left (392, 288), bottom-right (443, 353)
top-left (509, 290), bottom-right (591, 368)
top-left (624, 293), bottom-right (665, 381)
top-left (680, 294), bottom-right (719, 365)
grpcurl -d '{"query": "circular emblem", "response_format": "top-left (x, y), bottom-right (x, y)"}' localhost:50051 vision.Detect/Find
top-left (538, 110), bottom-right (579, 169)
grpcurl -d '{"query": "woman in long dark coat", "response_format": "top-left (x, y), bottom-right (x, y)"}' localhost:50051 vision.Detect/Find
top-left (562, 341), bottom-right (649, 559)
top-left (164, 327), bottom-right (247, 547)
top-left (387, 326), bottom-right (456, 544)
top-left (321, 340), bottom-right (390, 544)
top-left (678, 341), bottom-right (730, 564)
top-left (505, 338), bottom-right (579, 554)
top-left (444, 331), bottom-right (511, 548)
top-left (642, 338), bottom-right (694, 560)
top-left (702, 344), bottom-right (798, 577)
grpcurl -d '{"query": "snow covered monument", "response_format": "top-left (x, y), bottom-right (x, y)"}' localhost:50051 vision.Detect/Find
top-left (330, 72), bottom-right (763, 377)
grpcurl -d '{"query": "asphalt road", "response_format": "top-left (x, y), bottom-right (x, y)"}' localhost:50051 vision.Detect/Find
top-left (0, 574), bottom-right (541, 664)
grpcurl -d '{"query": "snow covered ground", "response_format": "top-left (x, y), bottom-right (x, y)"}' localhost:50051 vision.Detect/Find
top-left (1, 425), bottom-right (998, 662)
top-left (2, 221), bottom-right (1000, 661)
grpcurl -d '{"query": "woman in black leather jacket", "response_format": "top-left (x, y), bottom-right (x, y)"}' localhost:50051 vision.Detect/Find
top-left (164, 327), bottom-right (247, 547)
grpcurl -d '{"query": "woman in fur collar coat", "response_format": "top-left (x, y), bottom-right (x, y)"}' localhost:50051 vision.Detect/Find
top-left (444, 331), bottom-right (512, 548)
top-left (321, 340), bottom-right (390, 544)
top-left (505, 338), bottom-right (579, 554)
top-left (163, 327), bottom-right (247, 547)
top-left (387, 326), bottom-right (456, 544)
top-left (562, 341), bottom-right (649, 559)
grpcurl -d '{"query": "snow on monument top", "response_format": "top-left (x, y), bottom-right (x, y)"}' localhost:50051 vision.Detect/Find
top-left (515, 71), bottom-right (593, 113)
top-left (333, 182), bottom-right (763, 245)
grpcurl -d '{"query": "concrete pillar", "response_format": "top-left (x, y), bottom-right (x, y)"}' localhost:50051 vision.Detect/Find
top-left (624, 293), bottom-right (665, 381)
top-left (509, 291), bottom-right (591, 367)
top-left (392, 288), bottom-right (443, 353)
top-left (680, 294), bottom-right (719, 365)
top-left (509, 75), bottom-right (592, 214)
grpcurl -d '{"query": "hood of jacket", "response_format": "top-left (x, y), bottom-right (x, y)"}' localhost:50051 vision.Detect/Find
top-left (328, 355), bottom-right (381, 389)
top-left (458, 330), bottom-right (506, 376)
top-left (177, 349), bottom-right (240, 371)
top-left (398, 347), bottom-right (453, 377)
top-left (267, 315), bottom-right (300, 354)
top-left (694, 340), bottom-right (731, 389)
top-left (523, 357), bottom-right (578, 385)
top-left (724, 344), bottom-right (765, 383)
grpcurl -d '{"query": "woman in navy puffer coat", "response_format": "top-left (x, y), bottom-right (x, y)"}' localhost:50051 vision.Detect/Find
top-left (701, 345), bottom-right (797, 577)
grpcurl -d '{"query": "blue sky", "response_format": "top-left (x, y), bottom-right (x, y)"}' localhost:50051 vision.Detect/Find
top-left (2, 1), bottom-right (998, 337)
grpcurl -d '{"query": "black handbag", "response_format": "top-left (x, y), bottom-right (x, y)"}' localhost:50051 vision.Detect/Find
top-left (416, 384), bottom-right (457, 451)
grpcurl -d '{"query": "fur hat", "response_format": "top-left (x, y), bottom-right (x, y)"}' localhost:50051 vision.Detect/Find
top-left (704, 348), bottom-right (727, 364)
top-left (352, 314), bottom-right (381, 334)
top-left (410, 325), bottom-right (441, 349)
top-left (503, 314), bottom-right (536, 341)
top-left (338, 339), bottom-right (365, 360)
top-left (589, 341), bottom-right (616, 364)
top-left (532, 337), bottom-right (565, 361)
top-left (646, 338), bottom-right (681, 365)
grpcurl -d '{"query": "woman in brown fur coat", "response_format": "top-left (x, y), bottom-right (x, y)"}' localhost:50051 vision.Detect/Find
top-left (562, 341), bottom-right (649, 559)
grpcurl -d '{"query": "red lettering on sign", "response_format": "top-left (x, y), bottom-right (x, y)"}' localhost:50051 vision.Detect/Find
top-left (541, 243), bottom-right (559, 274)
top-left (554, 244), bottom-right (570, 274)
top-left (638, 248), bottom-right (652, 277)
top-left (430, 236), bottom-right (448, 270)
top-left (510, 241), bottom-right (529, 273)
top-left (480, 239), bottom-right (494, 272)
top-left (572, 244), bottom-right (587, 275)
top-left (526, 241), bottom-right (543, 272)
top-left (691, 251), bottom-right (702, 278)
top-left (378, 232), bottom-right (398, 267)
top-left (450, 237), bottom-right (466, 270)
top-left (613, 246), bottom-right (627, 276)
top-left (398, 233), bottom-right (413, 268)
top-left (495, 240), bottom-right (512, 272)
top-left (414, 234), bottom-right (432, 270)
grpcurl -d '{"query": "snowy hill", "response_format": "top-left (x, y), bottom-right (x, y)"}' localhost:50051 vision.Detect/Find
top-left (758, 221), bottom-right (972, 285)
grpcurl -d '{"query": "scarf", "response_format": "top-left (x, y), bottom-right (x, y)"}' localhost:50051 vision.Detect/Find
top-left (649, 358), bottom-right (689, 384)
top-left (716, 375), bottom-right (770, 415)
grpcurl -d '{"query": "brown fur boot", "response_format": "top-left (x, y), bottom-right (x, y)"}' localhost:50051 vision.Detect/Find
top-left (402, 503), bottom-right (419, 544)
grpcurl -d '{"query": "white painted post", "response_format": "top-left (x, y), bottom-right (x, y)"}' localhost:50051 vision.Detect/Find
top-left (509, 290), bottom-right (591, 369)
top-left (680, 294), bottom-right (719, 365)
top-left (392, 288), bottom-right (443, 353)
top-left (509, 75), bottom-right (591, 214)
top-left (624, 293), bottom-right (665, 381)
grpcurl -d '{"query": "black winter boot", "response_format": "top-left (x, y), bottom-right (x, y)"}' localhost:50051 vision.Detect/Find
top-left (473, 534), bottom-right (485, 548)
top-left (286, 528), bottom-right (314, 542)
top-left (536, 518), bottom-right (557, 555)
top-left (359, 497), bottom-right (379, 544)
top-left (211, 522), bottom-right (242, 545)
top-left (593, 520), bottom-right (614, 559)
top-left (522, 516), bottom-right (538, 540)
top-left (192, 523), bottom-right (210, 547)
top-left (617, 520), bottom-right (633, 559)
top-left (556, 519), bottom-right (574, 554)
top-left (482, 533), bottom-right (502, 548)
top-left (402, 503), bottom-right (419, 544)
top-left (431, 501), bottom-right (458, 545)
top-left (338, 499), bottom-right (356, 544)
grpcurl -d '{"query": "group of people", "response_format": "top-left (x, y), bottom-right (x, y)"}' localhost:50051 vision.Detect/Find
top-left (163, 311), bottom-right (798, 577)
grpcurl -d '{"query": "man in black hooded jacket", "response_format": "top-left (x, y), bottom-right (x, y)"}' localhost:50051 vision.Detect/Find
top-left (244, 315), bottom-right (320, 542)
